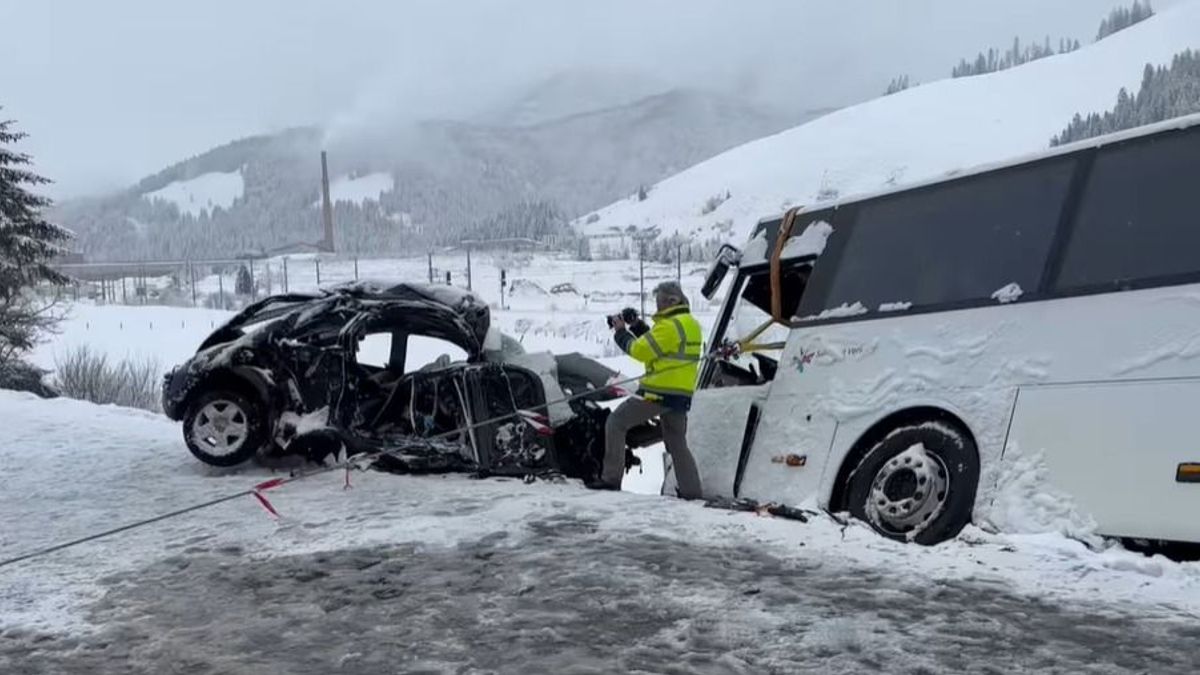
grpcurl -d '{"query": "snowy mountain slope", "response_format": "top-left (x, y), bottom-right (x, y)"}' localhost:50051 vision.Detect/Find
top-left (578, 0), bottom-right (1200, 242)
top-left (485, 68), bottom-right (670, 127)
top-left (324, 172), bottom-right (395, 206)
top-left (55, 89), bottom-right (805, 261)
top-left (143, 169), bottom-right (244, 218)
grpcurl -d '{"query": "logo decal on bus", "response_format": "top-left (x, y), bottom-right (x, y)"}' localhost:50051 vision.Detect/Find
top-left (793, 351), bottom-right (816, 373)
top-left (793, 342), bottom-right (876, 372)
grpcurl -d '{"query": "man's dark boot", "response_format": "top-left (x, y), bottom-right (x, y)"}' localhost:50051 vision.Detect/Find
top-left (584, 479), bottom-right (620, 492)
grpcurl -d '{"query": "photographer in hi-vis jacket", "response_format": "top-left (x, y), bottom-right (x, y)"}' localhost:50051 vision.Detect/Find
top-left (588, 280), bottom-right (703, 499)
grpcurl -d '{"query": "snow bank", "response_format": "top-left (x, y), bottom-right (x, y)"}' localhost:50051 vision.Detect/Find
top-left (578, 1), bottom-right (1200, 242)
top-left (982, 444), bottom-right (1100, 544)
top-left (144, 170), bottom-right (244, 218)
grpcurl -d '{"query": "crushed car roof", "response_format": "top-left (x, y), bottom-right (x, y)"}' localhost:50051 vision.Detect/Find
top-left (201, 281), bottom-right (492, 357)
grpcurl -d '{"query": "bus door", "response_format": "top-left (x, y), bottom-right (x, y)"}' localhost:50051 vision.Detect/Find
top-left (665, 259), bottom-right (813, 498)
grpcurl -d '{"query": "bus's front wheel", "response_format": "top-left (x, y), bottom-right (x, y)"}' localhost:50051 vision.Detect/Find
top-left (846, 422), bottom-right (979, 545)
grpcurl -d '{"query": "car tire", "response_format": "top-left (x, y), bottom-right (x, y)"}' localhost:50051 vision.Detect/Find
top-left (183, 389), bottom-right (269, 467)
top-left (845, 421), bottom-right (979, 545)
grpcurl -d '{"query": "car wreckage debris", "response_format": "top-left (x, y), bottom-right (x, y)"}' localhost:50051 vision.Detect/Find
top-left (164, 282), bottom-right (666, 484)
top-left (703, 497), bottom-right (813, 523)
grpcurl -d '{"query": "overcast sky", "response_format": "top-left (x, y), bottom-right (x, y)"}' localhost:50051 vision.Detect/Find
top-left (1, 0), bottom-right (1185, 198)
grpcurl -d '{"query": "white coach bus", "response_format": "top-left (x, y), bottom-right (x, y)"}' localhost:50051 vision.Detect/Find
top-left (672, 113), bottom-right (1200, 546)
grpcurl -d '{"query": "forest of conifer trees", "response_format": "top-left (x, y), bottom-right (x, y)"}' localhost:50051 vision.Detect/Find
top-left (1052, 49), bottom-right (1200, 146)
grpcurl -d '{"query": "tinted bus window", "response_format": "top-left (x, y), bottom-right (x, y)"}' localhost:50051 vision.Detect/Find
top-left (1055, 129), bottom-right (1200, 291)
top-left (813, 158), bottom-right (1075, 313)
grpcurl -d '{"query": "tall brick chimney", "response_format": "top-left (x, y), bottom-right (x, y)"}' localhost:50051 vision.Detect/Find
top-left (320, 151), bottom-right (335, 252)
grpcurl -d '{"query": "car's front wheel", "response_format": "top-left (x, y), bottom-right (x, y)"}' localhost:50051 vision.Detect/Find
top-left (183, 389), bottom-right (268, 467)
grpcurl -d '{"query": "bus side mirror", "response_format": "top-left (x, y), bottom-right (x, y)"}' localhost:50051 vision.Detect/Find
top-left (701, 244), bottom-right (741, 300)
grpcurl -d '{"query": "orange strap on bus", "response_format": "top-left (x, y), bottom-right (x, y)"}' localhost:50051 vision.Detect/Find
top-left (769, 206), bottom-right (804, 325)
top-left (733, 317), bottom-right (779, 355)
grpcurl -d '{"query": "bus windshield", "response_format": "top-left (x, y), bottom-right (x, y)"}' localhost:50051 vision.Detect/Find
top-left (710, 263), bottom-right (811, 386)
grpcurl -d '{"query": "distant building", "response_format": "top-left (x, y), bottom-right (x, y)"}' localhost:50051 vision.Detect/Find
top-left (55, 251), bottom-right (86, 264)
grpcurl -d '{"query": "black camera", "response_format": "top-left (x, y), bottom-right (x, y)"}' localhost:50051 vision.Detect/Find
top-left (606, 307), bottom-right (640, 329)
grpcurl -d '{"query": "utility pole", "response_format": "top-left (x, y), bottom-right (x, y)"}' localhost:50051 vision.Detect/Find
top-left (638, 240), bottom-right (646, 317)
top-left (466, 245), bottom-right (472, 291)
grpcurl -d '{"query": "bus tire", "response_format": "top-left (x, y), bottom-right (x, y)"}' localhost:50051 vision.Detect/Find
top-left (845, 421), bottom-right (979, 545)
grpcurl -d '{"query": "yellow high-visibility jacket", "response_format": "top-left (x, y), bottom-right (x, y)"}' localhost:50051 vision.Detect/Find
top-left (621, 304), bottom-right (703, 409)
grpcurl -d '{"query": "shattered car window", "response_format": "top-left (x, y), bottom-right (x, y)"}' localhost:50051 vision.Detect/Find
top-left (357, 332), bottom-right (394, 369)
top-left (405, 335), bottom-right (469, 372)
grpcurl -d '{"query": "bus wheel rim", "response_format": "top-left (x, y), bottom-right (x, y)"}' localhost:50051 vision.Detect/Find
top-left (866, 443), bottom-right (950, 538)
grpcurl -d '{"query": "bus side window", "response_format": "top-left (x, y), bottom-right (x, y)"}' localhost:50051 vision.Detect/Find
top-left (1055, 129), bottom-right (1200, 291)
top-left (805, 157), bottom-right (1073, 314)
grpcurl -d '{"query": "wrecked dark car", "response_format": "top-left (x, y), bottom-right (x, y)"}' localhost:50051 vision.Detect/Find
top-left (162, 282), bottom-right (655, 480)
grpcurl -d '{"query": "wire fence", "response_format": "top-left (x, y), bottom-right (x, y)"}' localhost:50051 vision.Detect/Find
top-left (46, 238), bottom-right (710, 316)
top-left (48, 256), bottom-right (412, 311)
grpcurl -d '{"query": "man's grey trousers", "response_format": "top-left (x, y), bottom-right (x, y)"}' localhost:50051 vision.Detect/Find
top-left (602, 396), bottom-right (703, 499)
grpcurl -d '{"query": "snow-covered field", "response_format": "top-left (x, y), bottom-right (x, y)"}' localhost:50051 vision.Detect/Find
top-left (50, 251), bottom-right (722, 365)
top-left (578, 1), bottom-right (1200, 243)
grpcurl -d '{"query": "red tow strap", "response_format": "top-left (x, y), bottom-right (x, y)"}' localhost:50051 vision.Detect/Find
top-left (518, 410), bottom-right (556, 437)
top-left (252, 478), bottom-right (286, 518)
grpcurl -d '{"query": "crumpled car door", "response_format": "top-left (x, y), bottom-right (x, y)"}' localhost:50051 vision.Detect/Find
top-left (462, 364), bottom-right (552, 475)
top-left (284, 319), bottom-right (351, 412)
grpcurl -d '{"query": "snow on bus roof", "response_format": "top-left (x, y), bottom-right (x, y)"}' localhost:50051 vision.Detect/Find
top-left (754, 111), bottom-right (1200, 227)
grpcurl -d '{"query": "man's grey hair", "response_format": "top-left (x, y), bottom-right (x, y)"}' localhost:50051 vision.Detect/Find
top-left (653, 280), bottom-right (688, 307)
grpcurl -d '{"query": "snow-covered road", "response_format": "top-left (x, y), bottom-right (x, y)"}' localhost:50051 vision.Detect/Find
top-left (7, 514), bottom-right (1200, 674)
top-left (3, 391), bottom-right (1200, 673)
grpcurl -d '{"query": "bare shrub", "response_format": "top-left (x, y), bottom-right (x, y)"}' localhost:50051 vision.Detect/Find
top-left (700, 190), bottom-right (731, 215)
top-left (54, 346), bottom-right (162, 412)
